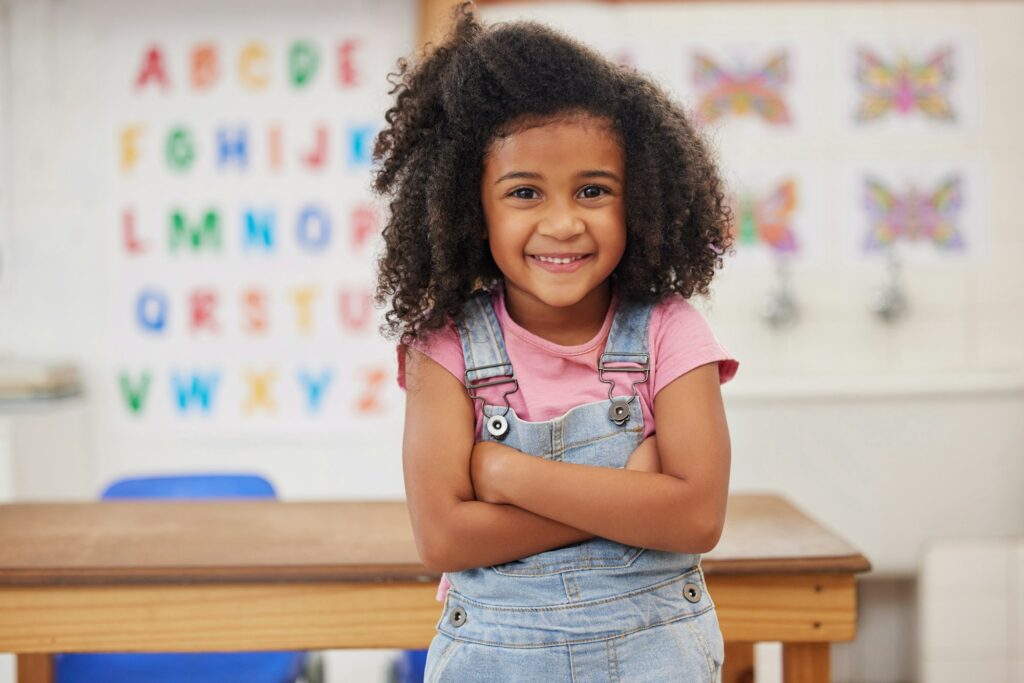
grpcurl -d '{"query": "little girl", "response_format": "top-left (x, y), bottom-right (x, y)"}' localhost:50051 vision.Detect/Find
top-left (374, 4), bottom-right (738, 680)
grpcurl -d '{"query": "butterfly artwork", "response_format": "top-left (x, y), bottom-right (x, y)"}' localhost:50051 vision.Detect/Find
top-left (729, 179), bottom-right (800, 257)
top-left (854, 46), bottom-right (956, 123)
top-left (692, 51), bottom-right (792, 126)
top-left (862, 175), bottom-right (965, 252)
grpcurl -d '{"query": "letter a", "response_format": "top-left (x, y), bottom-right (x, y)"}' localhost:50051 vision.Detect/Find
top-left (135, 46), bottom-right (170, 91)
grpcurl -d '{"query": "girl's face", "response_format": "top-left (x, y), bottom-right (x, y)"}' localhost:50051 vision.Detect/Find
top-left (481, 113), bottom-right (626, 330)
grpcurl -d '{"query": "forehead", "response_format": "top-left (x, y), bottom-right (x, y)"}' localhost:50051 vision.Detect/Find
top-left (483, 114), bottom-right (623, 174)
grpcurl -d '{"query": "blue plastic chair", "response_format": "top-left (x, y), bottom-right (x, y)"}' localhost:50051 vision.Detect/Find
top-left (54, 474), bottom-right (309, 683)
top-left (389, 648), bottom-right (428, 683)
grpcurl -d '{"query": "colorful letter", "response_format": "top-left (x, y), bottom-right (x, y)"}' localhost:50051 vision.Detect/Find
top-left (118, 371), bottom-right (152, 414)
top-left (268, 123), bottom-right (283, 171)
top-left (189, 289), bottom-right (220, 333)
top-left (243, 209), bottom-right (276, 250)
top-left (347, 125), bottom-right (375, 168)
top-left (239, 42), bottom-right (268, 90)
top-left (349, 203), bottom-right (379, 250)
top-left (299, 125), bottom-right (327, 169)
top-left (242, 369), bottom-right (277, 414)
top-left (291, 286), bottom-right (317, 335)
top-left (119, 125), bottom-right (143, 172)
top-left (170, 210), bottom-right (221, 251)
top-left (216, 126), bottom-right (249, 170)
top-left (122, 208), bottom-right (146, 254)
top-left (135, 289), bottom-right (168, 332)
top-left (134, 45), bottom-right (170, 91)
top-left (336, 39), bottom-right (361, 87)
top-left (242, 288), bottom-right (268, 334)
top-left (166, 127), bottom-right (195, 171)
top-left (297, 369), bottom-right (333, 412)
top-left (356, 367), bottom-right (387, 414)
top-left (338, 289), bottom-right (373, 332)
top-left (296, 205), bottom-right (331, 251)
top-left (191, 43), bottom-right (218, 90)
top-left (171, 371), bottom-right (220, 413)
top-left (289, 40), bottom-right (319, 87)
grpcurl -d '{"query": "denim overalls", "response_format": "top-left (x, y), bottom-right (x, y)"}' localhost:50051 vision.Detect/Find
top-left (423, 291), bottom-right (725, 682)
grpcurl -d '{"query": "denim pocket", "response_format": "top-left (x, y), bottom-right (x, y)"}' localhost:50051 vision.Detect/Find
top-left (424, 633), bottom-right (464, 683)
top-left (671, 608), bottom-right (725, 678)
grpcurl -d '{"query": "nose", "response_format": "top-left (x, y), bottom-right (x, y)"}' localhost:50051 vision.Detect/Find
top-left (536, 201), bottom-right (586, 240)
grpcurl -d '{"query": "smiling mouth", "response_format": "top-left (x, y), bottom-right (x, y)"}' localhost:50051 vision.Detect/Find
top-left (530, 254), bottom-right (591, 264)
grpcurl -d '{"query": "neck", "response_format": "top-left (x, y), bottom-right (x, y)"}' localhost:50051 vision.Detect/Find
top-left (502, 281), bottom-right (613, 346)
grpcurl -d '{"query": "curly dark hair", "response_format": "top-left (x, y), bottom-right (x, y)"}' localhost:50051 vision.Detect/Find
top-left (372, 2), bottom-right (733, 346)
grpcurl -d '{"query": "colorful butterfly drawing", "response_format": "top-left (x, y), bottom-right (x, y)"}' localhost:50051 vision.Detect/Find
top-left (862, 175), bottom-right (964, 251)
top-left (729, 179), bottom-right (800, 255)
top-left (692, 51), bottom-right (792, 126)
top-left (855, 46), bottom-right (956, 122)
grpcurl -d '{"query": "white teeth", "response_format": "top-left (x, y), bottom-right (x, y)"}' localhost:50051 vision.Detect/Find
top-left (535, 255), bottom-right (585, 264)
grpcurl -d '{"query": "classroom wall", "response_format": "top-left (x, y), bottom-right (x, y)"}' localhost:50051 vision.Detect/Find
top-left (0, 0), bottom-right (412, 503)
top-left (1, 1), bottom-right (1023, 682)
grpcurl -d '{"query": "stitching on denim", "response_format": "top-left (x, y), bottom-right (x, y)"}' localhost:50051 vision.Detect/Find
top-left (562, 425), bottom-right (643, 453)
top-left (455, 566), bottom-right (701, 611)
top-left (568, 643), bottom-right (578, 683)
top-left (435, 603), bottom-right (714, 650)
top-left (429, 636), bottom-right (463, 683)
top-left (605, 638), bottom-right (613, 682)
top-left (684, 617), bottom-right (715, 675)
top-left (553, 419), bottom-right (564, 461)
top-left (610, 636), bottom-right (621, 682)
top-left (490, 545), bottom-right (645, 576)
top-left (560, 572), bottom-right (572, 602)
top-left (571, 570), bottom-right (582, 601)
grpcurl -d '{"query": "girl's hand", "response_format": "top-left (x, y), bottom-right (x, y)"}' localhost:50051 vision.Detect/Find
top-left (470, 441), bottom-right (511, 504)
top-left (624, 435), bottom-right (662, 474)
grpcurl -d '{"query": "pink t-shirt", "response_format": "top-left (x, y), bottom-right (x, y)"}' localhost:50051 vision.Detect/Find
top-left (396, 283), bottom-right (738, 441)
top-left (396, 284), bottom-right (739, 602)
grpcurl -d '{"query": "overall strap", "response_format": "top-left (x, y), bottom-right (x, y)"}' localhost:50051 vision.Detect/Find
top-left (456, 291), bottom-right (518, 439)
top-left (601, 296), bottom-right (655, 366)
top-left (456, 291), bottom-right (515, 387)
top-left (599, 297), bottom-right (655, 423)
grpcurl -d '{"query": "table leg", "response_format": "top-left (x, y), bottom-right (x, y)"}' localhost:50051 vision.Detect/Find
top-left (723, 641), bottom-right (755, 683)
top-left (782, 642), bottom-right (829, 683)
top-left (16, 654), bottom-right (53, 683)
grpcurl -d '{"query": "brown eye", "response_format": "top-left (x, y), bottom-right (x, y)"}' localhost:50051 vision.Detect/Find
top-left (579, 185), bottom-right (608, 199)
top-left (511, 187), bottom-right (539, 200)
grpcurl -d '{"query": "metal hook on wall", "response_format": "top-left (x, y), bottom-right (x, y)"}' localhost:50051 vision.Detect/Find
top-left (759, 259), bottom-right (799, 329)
top-left (869, 249), bottom-right (908, 324)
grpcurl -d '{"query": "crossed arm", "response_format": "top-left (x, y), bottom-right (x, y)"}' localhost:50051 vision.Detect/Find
top-left (402, 347), bottom-right (730, 573)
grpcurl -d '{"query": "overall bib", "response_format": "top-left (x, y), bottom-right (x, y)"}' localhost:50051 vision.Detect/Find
top-left (423, 291), bottom-right (725, 682)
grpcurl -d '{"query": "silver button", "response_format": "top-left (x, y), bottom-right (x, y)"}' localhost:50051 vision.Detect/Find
top-left (683, 582), bottom-right (702, 603)
top-left (486, 414), bottom-right (509, 440)
top-left (449, 606), bottom-right (468, 627)
top-left (608, 400), bottom-right (630, 425)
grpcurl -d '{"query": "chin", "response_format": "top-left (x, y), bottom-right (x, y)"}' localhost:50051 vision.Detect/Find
top-left (535, 288), bottom-right (596, 309)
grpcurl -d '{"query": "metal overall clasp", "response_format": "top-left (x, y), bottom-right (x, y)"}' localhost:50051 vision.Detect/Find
top-left (598, 353), bottom-right (650, 426)
top-left (464, 363), bottom-right (519, 440)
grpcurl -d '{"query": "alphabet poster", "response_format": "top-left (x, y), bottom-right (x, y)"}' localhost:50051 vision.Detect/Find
top-left (106, 16), bottom-right (411, 437)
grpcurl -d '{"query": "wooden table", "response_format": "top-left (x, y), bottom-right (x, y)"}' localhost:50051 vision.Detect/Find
top-left (0, 493), bottom-right (869, 682)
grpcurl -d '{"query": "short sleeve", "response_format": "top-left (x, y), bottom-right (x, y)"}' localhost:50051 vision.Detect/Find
top-left (395, 321), bottom-right (467, 391)
top-left (650, 296), bottom-right (739, 397)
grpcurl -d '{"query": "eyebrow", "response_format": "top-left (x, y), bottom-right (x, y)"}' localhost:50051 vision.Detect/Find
top-left (494, 170), bottom-right (622, 184)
